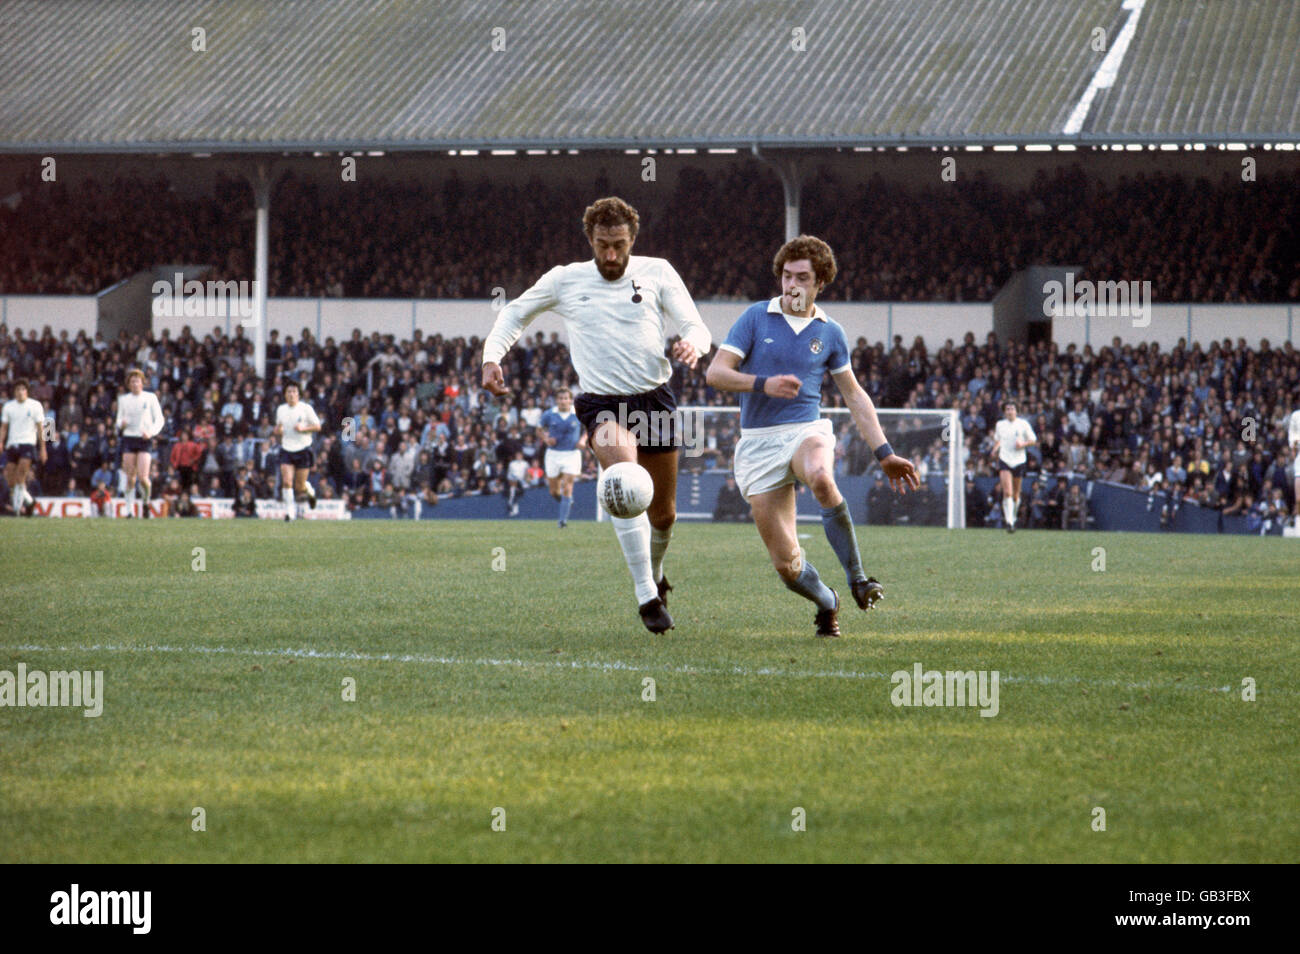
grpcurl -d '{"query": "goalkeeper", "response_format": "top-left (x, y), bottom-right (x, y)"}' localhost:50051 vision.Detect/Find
top-left (705, 236), bottom-right (918, 637)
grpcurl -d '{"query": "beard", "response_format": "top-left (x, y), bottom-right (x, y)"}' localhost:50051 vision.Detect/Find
top-left (597, 258), bottom-right (627, 280)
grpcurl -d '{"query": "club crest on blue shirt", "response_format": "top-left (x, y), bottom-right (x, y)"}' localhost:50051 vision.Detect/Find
top-left (809, 338), bottom-right (823, 354)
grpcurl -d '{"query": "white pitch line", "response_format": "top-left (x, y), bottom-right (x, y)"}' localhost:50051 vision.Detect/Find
top-left (10, 643), bottom-right (1252, 695)
top-left (1063, 0), bottom-right (1146, 136)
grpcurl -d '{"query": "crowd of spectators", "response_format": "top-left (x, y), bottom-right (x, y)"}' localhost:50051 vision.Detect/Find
top-left (3, 163), bottom-right (1299, 303)
top-left (1, 320), bottom-right (1296, 532)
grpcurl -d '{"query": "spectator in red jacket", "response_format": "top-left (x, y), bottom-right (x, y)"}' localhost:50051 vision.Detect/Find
top-left (170, 428), bottom-right (204, 491)
top-left (89, 480), bottom-right (112, 516)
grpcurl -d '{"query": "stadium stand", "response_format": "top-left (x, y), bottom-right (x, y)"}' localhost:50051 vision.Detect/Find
top-left (3, 165), bottom-right (1298, 302)
top-left (2, 0), bottom-right (1297, 530)
top-left (2, 320), bottom-right (1295, 533)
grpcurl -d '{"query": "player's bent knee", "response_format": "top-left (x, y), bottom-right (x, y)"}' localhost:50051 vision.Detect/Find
top-left (808, 470), bottom-right (837, 503)
top-left (771, 545), bottom-right (802, 581)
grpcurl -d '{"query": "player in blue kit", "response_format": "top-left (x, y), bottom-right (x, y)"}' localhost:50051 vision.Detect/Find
top-left (706, 236), bottom-right (919, 637)
top-left (537, 387), bottom-right (586, 527)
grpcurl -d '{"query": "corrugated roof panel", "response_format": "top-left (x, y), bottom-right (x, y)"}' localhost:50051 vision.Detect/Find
top-left (0, 0), bottom-right (1294, 151)
top-left (1089, 0), bottom-right (1300, 137)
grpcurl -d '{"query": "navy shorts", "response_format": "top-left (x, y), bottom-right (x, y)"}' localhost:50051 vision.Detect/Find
top-left (122, 436), bottom-right (154, 454)
top-left (997, 460), bottom-right (1027, 478)
top-left (5, 443), bottom-right (36, 463)
top-left (574, 382), bottom-right (679, 455)
top-left (281, 448), bottom-right (314, 469)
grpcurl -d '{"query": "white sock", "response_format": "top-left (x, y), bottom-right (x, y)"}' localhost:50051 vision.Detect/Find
top-left (612, 513), bottom-right (657, 604)
top-left (11, 487), bottom-right (20, 512)
top-left (283, 486), bottom-right (295, 519)
top-left (1012, 497), bottom-right (1020, 521)
top-left (23, 486), bottom-right (34, 505)
top-left (1003, 497), bottom-right (1014, 526)
top-left (304, 481), bottom-right (315, 499)
top-left (649, 525), bottom-right (672, 583)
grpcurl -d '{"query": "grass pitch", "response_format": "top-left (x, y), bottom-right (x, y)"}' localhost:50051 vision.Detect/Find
top-left (1, 518), bottom-right (1295, 863)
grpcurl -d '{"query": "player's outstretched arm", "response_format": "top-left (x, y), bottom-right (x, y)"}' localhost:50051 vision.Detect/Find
top-left (832, 369), bottom-right (919, 494)
top-left (481, 267), bottom-right (562, 396)
top-left (704, 350), bottom-right (800, 397)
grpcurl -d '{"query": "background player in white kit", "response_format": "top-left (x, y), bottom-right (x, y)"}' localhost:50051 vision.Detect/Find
top-left (537, 386), bottom-right (586, 527)
top-left (116, 369), bottom-right (166, 518)
top-left (991, 401), bottom-right (1037, 533)
top-left (706, 235), bottom-right (919, 637)
top-left (482, 197), bottom-right (711, 633)
top-left (1, 379), bottom-right (46, 517)
top-left (274, 381), bottom-right (322, 521)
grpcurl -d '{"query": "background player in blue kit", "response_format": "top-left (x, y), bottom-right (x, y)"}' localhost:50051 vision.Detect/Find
top-left (706, 236), bottom-right (919, 637)
top-left (537, 386), bottom-right (586, 527)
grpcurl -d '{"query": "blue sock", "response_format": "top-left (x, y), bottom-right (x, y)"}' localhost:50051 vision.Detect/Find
top-left (558, 495), bottom-right (572, 524)
top-left (783, 557), bottom-right (837, 611)
top-left (820, 499), bottom-right (865, 584)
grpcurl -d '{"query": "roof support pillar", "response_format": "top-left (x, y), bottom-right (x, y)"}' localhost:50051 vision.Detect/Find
top-left (752, 145), bottom-right (802, 241)
top-left (251, 161), bottom-right (272, 382)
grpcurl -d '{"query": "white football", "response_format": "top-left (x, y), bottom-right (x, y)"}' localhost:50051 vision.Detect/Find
top-left (597, 462), bottom-right (655, 519)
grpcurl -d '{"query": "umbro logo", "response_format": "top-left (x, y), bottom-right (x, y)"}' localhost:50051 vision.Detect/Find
top-left (763, 338), bottom-right (774, 343)
top-left (578, 295), bottom-right (591, 302)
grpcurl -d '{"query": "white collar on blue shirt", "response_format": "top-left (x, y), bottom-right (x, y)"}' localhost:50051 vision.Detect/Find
top-left (766, 297), bottom-right (827, 321)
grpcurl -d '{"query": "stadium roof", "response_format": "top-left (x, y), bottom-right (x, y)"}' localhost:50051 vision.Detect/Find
top-left (1, 0), bottom-right (1297, 154)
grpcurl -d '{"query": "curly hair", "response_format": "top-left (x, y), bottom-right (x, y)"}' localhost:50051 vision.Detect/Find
top-left (583, 196), bottom-right (640, 241)
top-left (773, 235), bottom-right (837, 287)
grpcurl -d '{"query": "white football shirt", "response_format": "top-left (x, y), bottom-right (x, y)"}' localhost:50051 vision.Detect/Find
top-left (1288, 409), bottom-right (1300, 449)
top-left (2, 397), bottom-right (44, 446)
top-left (116, 391), bottom-right (165, 438)
top-left (276, 401), bottom-right (321, 452)
top-left (994, 417), bottom-right (1037, 467)
top-left (482, 256), bottom-right (712, 396)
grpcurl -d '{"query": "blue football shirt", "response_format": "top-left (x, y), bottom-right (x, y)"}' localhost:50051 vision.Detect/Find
top-left (539, 409), bottom-right (582, 451)
top-left (718, 298), bottom-right (852, 429)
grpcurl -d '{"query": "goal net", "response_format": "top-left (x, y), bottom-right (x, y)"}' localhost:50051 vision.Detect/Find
top-left (597, 407), bottom-right (965, 529)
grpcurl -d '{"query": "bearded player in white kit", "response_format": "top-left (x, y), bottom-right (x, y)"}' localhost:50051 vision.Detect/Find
top-left (481, 197), bottom-right (711, 633)
top-left (1, 379), bottom-right (46, 517)
top-left (274, 381), bottom-right (321, 521)
top-left (116, 369), bottom-right (166, 518)
top-left (991, 400), bottom-right (1037, 533)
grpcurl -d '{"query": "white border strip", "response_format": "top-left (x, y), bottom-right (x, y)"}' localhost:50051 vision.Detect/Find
top-left (12, 642), bottom-right (1249, 695)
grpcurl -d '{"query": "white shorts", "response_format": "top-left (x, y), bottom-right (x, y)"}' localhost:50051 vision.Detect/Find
top-left (732, 418), bottom-right (833, 500)
top-left (545, 448), bottom-right (582, 479)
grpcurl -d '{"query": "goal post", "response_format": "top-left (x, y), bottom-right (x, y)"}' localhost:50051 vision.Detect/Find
top-left (597, 406), bottom-right (965, 528)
